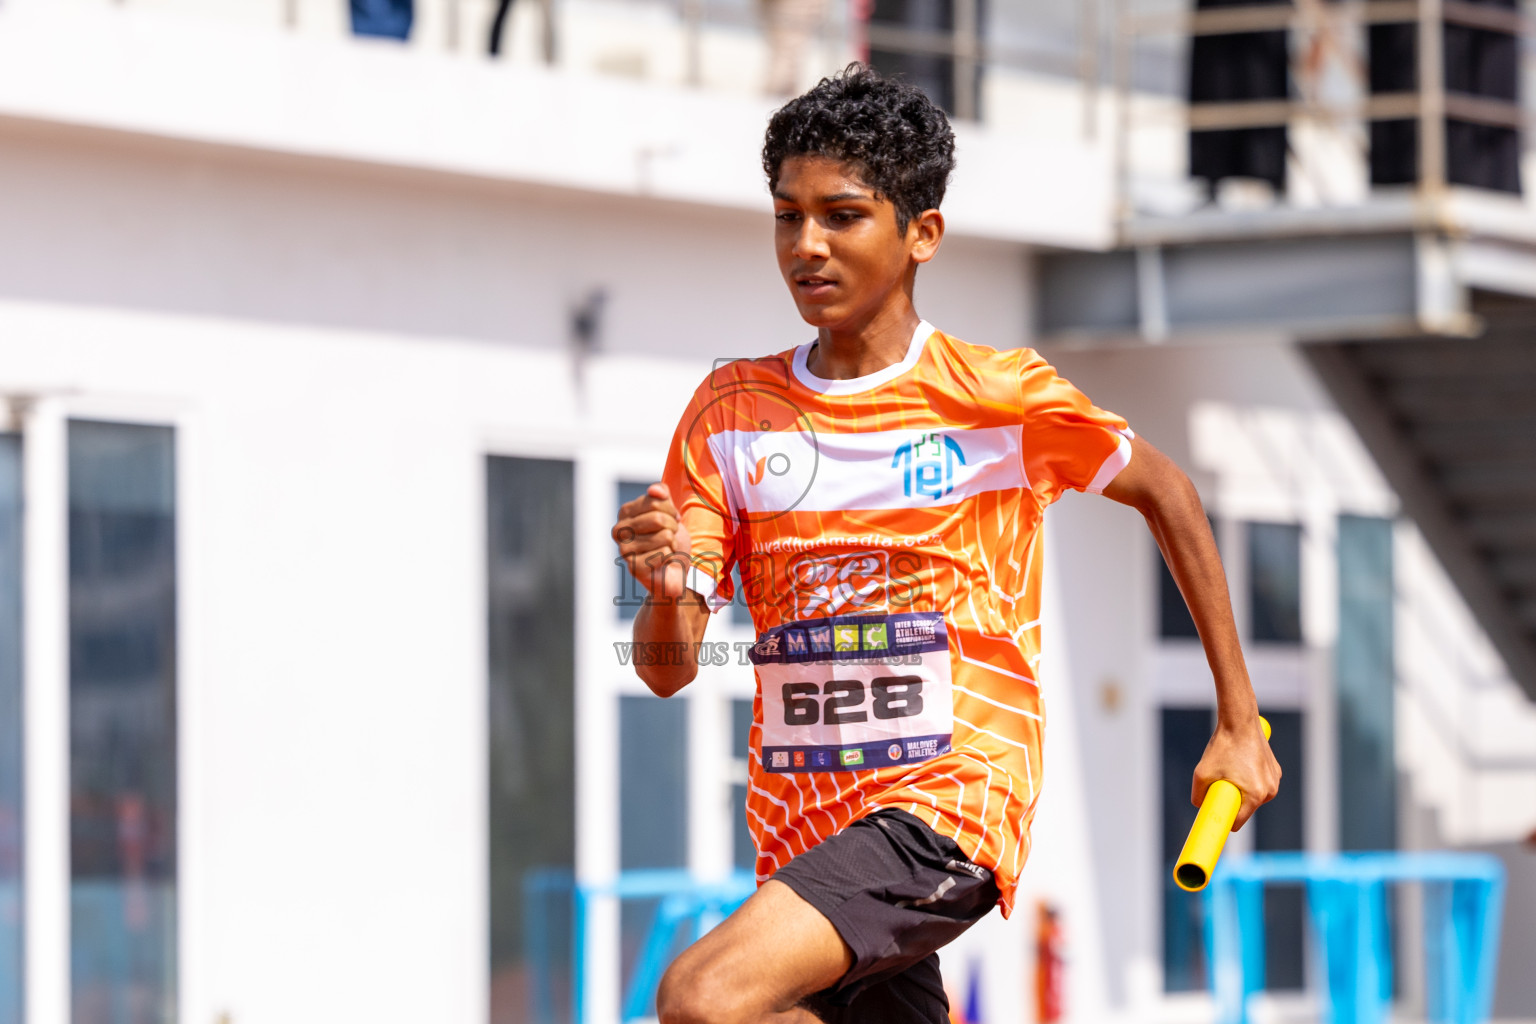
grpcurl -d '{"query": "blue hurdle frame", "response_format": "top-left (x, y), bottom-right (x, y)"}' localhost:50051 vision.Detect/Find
top-left (524, 868), bottom-right (757, 1024)
top-left (1206, 852), bottom-right (1506, 1024)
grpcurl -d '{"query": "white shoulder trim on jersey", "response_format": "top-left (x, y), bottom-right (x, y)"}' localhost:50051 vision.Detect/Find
top-left (790, 320), bottom-right (935, 396)
top-left (1086, 427), bottom-right (1135, 494)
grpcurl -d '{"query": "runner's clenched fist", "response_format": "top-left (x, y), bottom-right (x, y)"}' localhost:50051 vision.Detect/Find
top-left (612, 482), bottom-right (693, 600)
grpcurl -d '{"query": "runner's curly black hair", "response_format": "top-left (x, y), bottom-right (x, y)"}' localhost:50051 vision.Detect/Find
top-left (762, 63), bottom-right (956, 234)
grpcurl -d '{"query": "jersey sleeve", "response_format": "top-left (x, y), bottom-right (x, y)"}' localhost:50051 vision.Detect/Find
top-left (1015, 351), bottom-right (1134, 506)
top-left (661, 384), bottom-right (739, 613)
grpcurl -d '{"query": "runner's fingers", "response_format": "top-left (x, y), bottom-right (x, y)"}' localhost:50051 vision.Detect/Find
top-left (624, 510), bottom-right (678, 535)
top-left (612, 510), bottom-right (678, 547)
top-left (1189, 764), bottom-right (1217, 809)
top-left (616, 529), bottom-right (677, 559)
top-left (1233, 795), bottom-right (1259, 831)
top-left (618, 490), bottom-right (678, 523)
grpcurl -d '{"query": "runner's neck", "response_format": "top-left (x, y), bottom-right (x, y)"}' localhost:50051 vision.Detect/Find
top-left (805, 309), bottom-right (924, 381)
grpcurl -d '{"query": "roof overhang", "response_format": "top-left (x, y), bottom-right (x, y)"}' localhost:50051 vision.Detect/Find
top-left (1036, 190), bottom-right (1536, 700)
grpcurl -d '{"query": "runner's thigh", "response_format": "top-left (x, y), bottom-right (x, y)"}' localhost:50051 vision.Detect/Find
top-left (658, 879), bottom-right (854, 1018)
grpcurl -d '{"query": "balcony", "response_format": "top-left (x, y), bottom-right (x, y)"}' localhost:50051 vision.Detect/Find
top-left (0, 0), bottom-right (1124, 248)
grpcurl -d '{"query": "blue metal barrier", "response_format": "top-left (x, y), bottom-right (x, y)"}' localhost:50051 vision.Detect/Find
top-left (524, 868), bottom-right (578, 1024)
top-left (1207, 852), bottom-right (1506, 1024)
top-left (523, 868), bottom-right (757, 1024)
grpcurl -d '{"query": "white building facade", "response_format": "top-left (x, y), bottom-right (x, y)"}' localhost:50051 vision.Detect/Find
top-left (0, 1), bottom-right (1532, 1023)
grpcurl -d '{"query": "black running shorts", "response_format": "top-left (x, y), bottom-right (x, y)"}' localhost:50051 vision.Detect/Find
top-left (770, 807), bottom-right (1001, 1022)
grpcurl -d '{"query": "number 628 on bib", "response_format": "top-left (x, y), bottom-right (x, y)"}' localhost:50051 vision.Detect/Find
top-left (750, 612), bottom-right (954, 774)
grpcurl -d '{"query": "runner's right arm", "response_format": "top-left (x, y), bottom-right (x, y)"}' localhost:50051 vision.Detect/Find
top-left (613, 482), bottom-right (712, 697)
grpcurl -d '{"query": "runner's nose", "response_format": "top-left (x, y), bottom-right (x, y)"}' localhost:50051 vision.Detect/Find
top-left (794, 219), bottom-right (831, 261)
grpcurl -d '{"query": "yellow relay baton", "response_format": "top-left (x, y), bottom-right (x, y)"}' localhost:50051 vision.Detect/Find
top-left (1173, 716), bottom-right (1272, 893)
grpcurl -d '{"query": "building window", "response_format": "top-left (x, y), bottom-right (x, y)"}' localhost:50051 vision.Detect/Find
top-left (1249, 522), bottom-right (1302, 643)
top-left (866, 0), bottom-right (983, 119)
top-left (67, 420), bottom-right (178, 1023)
top-left (731, 698), bottom-right (755, 873)
top-left (1253, 711), bottom-right (1306, 990)
top-left (0, 434), bottom-right (22, 1024)
top-left (1160, 706), bottom-right (1210, 992)
top-left (488, 456), bottom-right (576, 1024)
top-left (619, 695), bottom-right (689, 994)
top-left (1337, 515), bottom-right (1395, 851)
top-left (1163, 706), bottom-right (1308, 992)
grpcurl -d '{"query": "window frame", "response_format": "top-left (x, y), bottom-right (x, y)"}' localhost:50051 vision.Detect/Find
top-left (14, 393), bottom-right (197, 1024)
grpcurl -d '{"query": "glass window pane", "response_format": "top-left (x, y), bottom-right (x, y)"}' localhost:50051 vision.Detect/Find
top-left (488, 457), bottom-right (576, 1024)
top-left (0, 435), bottom-right (22, 1024)
top-left (731, 699), bottom-right (754, 872)
top-left (620, 696), bottom-right (688, 870)
top-left (1160, 706), bottom-right (1210, 992)
top-left (68, 420), bottom-right (177, 1024)
top-left (619, 695), bottom-right (689, 1010)
top-left (867, 0), bottom-right (974, 115)
top-left (1337, 515), bottom-right (1395, 850)
top-left (1253, 711), bottom-right (1306, 990)
top-left (1249, 522), bottom-right (1303, 643)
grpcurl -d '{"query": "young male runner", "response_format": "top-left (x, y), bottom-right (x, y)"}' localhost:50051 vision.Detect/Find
top-left (611, 65), bottom-right (1281, 1023)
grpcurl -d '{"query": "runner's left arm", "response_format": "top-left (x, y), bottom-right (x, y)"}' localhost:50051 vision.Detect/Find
top-left (1100, 435), bottom-right (1281, 829)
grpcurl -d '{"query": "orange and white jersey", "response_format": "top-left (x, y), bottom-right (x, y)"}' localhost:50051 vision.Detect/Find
top-left (660, 321), bottom-right (1133, 915)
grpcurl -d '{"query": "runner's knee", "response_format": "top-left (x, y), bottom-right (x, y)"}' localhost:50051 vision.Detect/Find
top-left (656, 957), bottom-right (761, 1024)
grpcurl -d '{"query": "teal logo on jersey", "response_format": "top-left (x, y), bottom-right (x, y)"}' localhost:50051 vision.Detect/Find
top-left (892, 432), bottom-right (966, 499)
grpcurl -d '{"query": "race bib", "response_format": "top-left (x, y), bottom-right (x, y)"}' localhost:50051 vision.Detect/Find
top-left (750, 612), bottom-right (953, 773)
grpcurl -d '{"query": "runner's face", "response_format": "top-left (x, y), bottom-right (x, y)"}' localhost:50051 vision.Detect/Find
top-left (772, 156), bottom-right (918, 330)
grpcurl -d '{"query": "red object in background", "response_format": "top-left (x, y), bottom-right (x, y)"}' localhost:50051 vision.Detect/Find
top-left (1525, 826), bottom-right (1536, 851)
top-left (849, 0), bottom-right (871, 63)
top-left (118, 793), bottom-right (150, 930)
top-left (1034, 901), bottom-right (1065, 1024)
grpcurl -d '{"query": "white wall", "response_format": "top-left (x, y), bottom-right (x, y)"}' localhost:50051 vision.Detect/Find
top-left (0, 122), bottom-right (1032, 361)
top-left (0, 1), bottom-right (1116, 250)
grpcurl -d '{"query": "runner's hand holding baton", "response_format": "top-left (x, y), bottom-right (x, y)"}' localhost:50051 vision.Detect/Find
top-left (1174, 716), bottom-right (1274, 892)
